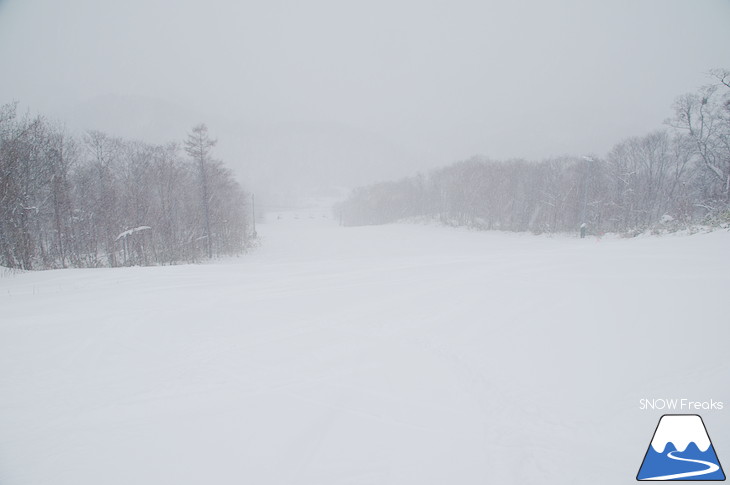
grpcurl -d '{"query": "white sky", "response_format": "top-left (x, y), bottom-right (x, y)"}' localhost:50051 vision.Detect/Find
top-left (1, 0), bottom-right (729, 186)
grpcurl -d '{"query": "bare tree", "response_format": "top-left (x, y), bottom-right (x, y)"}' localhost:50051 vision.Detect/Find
top-left (709, 68), bottom-right (730, 89)
top-left (668, 79), bottom-right (730, 209)
top-left (184, 124), bottom-right (216, 259)
top-left (0, 104), bottom-right (250, 270)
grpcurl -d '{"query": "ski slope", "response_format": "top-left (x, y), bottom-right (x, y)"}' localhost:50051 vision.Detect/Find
top-left (1, 205), bottom-right (729, 484)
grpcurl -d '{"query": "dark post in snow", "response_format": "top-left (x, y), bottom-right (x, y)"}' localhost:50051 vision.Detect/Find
top-left (580, 156), bottom-right (594, 238)
top-left (251, 193), bottom-right (257, 238)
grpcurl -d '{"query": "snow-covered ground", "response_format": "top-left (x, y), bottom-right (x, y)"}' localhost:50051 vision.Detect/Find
top-left (1, 205), bottom-right (729, 484)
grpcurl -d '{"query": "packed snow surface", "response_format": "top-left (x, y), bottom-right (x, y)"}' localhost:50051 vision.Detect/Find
top-left (1, 204), bottom-right (729, 484)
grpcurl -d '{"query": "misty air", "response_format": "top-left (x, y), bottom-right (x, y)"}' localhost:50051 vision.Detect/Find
top-left (1, 1), bottom-right (729, 483)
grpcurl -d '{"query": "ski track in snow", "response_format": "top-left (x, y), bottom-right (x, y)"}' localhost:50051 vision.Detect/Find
top-left (1, 203), bottom-right (729, 484)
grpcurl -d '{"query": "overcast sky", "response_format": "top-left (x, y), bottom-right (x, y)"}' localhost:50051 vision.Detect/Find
top-left (1, 0), bottom-right (729, 186)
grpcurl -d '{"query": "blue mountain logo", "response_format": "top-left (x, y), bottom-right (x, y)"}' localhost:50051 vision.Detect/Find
top-left (637, 414), bottom-right (725, 481)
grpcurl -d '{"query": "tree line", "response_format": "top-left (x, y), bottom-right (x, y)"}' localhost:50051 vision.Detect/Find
top-left (0, 104), bottom-right (251, 269)
top-left (337, 69), bottom-right (730, 235)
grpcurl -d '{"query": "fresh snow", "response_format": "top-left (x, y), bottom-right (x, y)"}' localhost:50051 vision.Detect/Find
top-left (1, 203), bottom-right (729, 484)
top-left (115, 226), bottom-right (152, 241)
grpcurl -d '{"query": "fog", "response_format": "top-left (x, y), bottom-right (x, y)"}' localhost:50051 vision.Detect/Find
top-left (2, 3), bottom-right (730, 482)
top-left (1, 0), bottom-right (729, 199)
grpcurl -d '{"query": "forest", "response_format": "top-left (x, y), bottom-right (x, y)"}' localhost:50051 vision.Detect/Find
top-left (0, 108), bottom-right (251, 270)
top-left (337, 70), bottom-right (730, 235)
